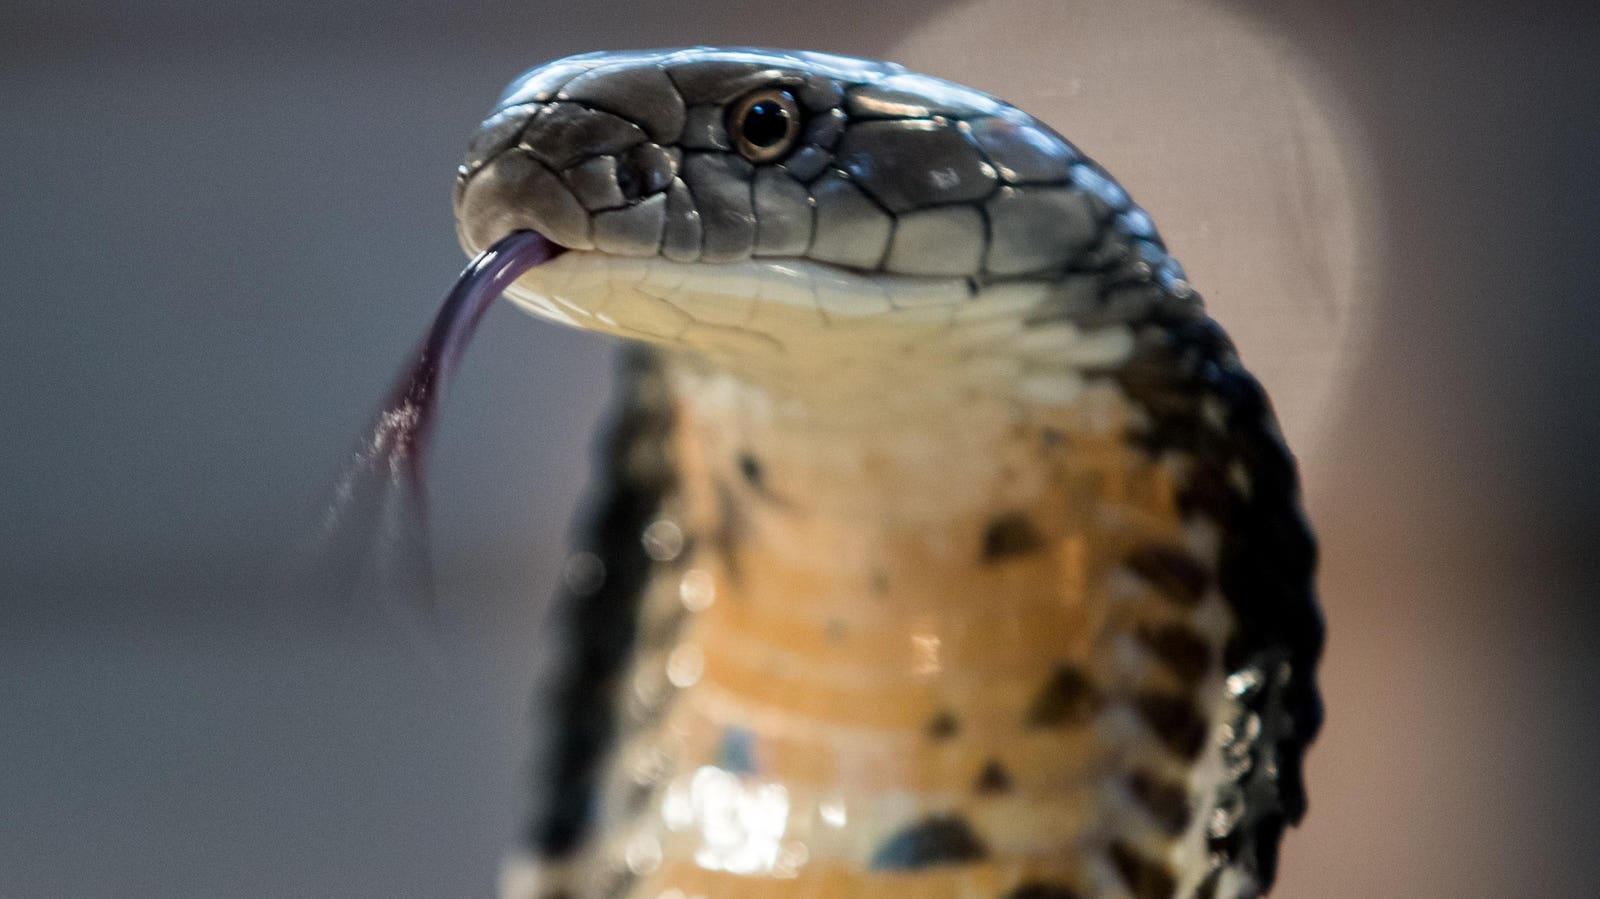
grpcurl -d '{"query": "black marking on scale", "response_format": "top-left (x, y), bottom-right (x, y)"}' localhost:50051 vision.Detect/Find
top-left (869, 815), bottom-right (989, 870)
top-left (927, 710), bottom-right (960, 741)
top-left (974, 759), bottom-right (1013, 795)
top-left (734, 449), bottom-right (798, 510)
top-left (1136, 621), bottom-right (1213, 681)
top-left (737, 451), bottom-right (765, 489)
top-left (1128, 769), bottom-right (1193, 836)
top-left (1109, 840), bottom-right (1177, 899)
top-left (1135, 691), bottom-right (1208, 760)
top-left (981, 512), bottom-right (1046, 562)
top-left (1025, 666), bottom-right (1102, 729)
top-left (1125, 543), bottom-right (1210, 606)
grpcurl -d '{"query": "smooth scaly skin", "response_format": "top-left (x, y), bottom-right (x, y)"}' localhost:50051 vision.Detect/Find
top-left (455, 49), bottom-right (1322, 899)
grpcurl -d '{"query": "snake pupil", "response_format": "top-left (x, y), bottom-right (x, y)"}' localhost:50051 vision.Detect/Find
top-left (742, 100), bottom-right (790, 148)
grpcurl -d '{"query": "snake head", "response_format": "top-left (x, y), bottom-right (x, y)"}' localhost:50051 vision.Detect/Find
top-left (453, 48), bottom-right (1157, 360)
top-left (456, 48), bottom-right (1108, 274)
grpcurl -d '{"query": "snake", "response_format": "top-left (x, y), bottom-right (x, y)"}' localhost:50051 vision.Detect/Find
top-left (354, 46), bottom-right (1323, 899)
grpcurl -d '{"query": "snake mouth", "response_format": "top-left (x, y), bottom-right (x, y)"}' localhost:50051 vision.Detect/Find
top-left (479, 241), bottom-right (982, 364)
top-left (454, 159), bottom-right (976, 356)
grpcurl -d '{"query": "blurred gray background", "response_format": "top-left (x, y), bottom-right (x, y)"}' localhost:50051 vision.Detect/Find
top-left (1, 1), bottom-right (1596, 896)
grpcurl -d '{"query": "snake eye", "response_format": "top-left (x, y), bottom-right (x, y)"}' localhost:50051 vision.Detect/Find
top-left (729, 89), bottom-right (802, 163)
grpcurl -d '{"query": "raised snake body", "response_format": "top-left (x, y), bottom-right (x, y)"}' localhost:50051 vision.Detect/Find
top-left (445, 47), bottom-right (1322, 899)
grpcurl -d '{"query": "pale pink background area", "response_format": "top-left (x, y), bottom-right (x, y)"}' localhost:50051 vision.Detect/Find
top-left (1, 1), bottom-right (1594, 897)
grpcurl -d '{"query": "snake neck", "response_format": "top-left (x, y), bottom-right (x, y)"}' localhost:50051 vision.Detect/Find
top-left (679, 359), bottom-right (980, 477)
top-left (649, 266), bottom-right (1149, 531)
top-left (647, 303), bottom-right (1163, 647)
top-left (575, 319), bottom-right (1234, 896)
top-left (656, 326), bottom-right (1097, 529)
top-left (507, 263), bottom-right (1280, 898)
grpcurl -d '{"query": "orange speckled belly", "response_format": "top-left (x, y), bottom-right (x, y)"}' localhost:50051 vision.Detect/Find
top-left (576, 368), bottom-right (1235, 899)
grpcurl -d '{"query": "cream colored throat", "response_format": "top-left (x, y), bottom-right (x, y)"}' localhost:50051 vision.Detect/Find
top-left (500, 252), bottom-right (1138, 424)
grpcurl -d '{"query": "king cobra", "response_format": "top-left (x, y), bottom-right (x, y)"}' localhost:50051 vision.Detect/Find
top-left (350, 46), bottom-right (1323, 899)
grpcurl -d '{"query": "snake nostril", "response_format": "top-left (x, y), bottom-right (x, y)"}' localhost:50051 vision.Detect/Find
top-left (615, 164), bottom-right (643, 202)
top-left (618, 143), bottom-right (677, 202)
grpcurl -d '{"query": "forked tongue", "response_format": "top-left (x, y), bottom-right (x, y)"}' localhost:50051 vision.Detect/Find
top-left (314, 230), bottom-right (564, 625)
